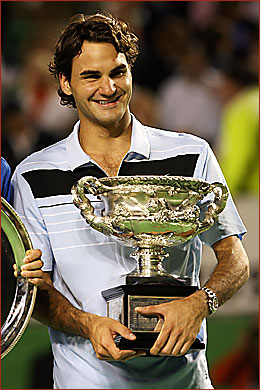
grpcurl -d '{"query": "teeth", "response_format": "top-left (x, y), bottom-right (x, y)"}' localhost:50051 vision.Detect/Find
top-left (96, 97), bottom-right (119, 104)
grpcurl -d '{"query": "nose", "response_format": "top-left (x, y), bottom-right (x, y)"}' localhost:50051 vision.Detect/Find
top-left (99, 76), bottom-right (116, 96)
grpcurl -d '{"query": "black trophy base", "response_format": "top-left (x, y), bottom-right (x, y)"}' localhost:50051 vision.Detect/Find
top-left (115, 332), bottom-right (205, 354)
top-left (102, 282), bottom-right (205, 354)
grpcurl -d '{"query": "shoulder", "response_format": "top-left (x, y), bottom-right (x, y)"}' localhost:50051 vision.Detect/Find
top-left (15, 138), bottom-right (68, 175)
top-left (143, 125), bottom-right (209, 151)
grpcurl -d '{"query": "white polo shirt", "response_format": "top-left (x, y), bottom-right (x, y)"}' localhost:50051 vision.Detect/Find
top-left (11, 115), bottom-right (246, 389)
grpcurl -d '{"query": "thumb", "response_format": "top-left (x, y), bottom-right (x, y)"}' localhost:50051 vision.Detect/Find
top-left (115, 323), bottom-right (136, 341)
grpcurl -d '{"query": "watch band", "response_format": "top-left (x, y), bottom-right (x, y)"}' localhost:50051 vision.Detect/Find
top-left (201, 287), bottom-right (219, 315)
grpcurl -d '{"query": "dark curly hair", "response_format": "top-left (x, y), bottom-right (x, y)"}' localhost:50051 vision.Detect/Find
top-left (49, 12), bottom-right (140, 108)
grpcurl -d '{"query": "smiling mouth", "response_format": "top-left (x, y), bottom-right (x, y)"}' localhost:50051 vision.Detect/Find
top-left (93, 95), bottom-right (122, 106)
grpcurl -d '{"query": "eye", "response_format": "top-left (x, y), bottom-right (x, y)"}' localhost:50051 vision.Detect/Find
top-left (110, 67), bottom-right (127, 78)
top-left (84, 75), bottom-right (100, 81)
top-left (80, 72), bottom-right (101, 81)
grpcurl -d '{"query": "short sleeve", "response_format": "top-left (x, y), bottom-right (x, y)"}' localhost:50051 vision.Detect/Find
top-left (198, 144), bottom-right (247, 247)
top-left (11, 166), bottom-right (54, 271)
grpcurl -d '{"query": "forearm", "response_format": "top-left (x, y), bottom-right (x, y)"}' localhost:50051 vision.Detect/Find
top-left (33, 276), bottom-right (142, 361)
top-left (203, 235), bottom-right (250, 307)
top-left (32, 277), bottom-right (95, 339)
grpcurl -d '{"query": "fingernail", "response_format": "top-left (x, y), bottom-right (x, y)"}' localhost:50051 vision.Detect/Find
top-left (129, 333), bottom-right (135, 339)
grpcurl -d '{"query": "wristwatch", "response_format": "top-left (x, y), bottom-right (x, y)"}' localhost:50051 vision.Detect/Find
top-left (201, 287), bottom-right (219, 315)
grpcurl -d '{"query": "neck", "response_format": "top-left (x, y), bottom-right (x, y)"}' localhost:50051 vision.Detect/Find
top-left (78, 112), bottom-right (132, 155)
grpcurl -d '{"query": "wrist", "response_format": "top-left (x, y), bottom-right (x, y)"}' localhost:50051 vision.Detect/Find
top-left (184, 290), bottom-right (209, 318)
top-left (200, 287), bottom-right (219, 315)
top-left (192, 289), bottom-right (211, 317)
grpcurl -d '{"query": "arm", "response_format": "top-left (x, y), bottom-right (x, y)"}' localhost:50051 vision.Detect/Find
top-left (33, 271), bottom-right (145, 361)
top-left (136, 235), bottom-right (250, 356)
top-left (14, 250), bottom-right (144, 361)
top-left (203, 235), bottom-right (249, 305)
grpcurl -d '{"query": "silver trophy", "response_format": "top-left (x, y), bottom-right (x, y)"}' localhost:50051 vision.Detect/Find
top-left (71, 176), bottom-right (228, 351)
top-left (1, 198), bottom-right (37, 359)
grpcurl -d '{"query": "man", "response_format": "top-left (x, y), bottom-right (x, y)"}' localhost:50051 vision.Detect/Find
top-left (11, 12), bottom-right (249, 389)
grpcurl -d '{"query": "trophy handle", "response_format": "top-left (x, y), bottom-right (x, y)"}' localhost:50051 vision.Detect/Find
top-left (197, 182), bottom-right (229, 234)
top-left (71, 176), bottom-right (114, 235)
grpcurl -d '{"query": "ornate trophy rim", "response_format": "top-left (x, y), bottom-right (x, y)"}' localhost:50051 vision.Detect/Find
top-left (96, 175), bottom-right (212, 191)
top-left (1, 197), bottom-right (37, 359)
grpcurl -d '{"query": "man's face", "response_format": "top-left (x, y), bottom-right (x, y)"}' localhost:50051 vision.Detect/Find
top-left (60, 41), bottom-right (132, 128)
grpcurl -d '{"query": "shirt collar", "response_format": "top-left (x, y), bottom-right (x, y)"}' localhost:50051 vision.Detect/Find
top-left (128, 114), bottom-right (150, 160)
top-left (66, 115), bottom-right (150, 171)
top-left (66, 121), bottom-right (91, 171)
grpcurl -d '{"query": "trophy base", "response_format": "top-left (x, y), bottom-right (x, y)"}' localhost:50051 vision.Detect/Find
top-left (114, 331), bottom-right (205, 354)
top-left (102, 283), bottom-right (204, 353)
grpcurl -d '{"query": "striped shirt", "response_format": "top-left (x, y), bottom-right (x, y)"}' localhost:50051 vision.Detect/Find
top-left (11, 115), bottom-right (246, 389)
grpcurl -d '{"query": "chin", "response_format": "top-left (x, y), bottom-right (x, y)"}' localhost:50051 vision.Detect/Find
top-left (96, 111), bottom-right (127, 126)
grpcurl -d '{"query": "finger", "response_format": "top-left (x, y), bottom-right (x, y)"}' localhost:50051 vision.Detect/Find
top-left (164, 334), bottom-right (193, 357)
top-left (28, 277), bottom-right (44, 286)
top-left (135, 305), bottom-right (162, 317)
top-left (94, 326), bottom-right (136, 361)
top-left (150, 328), bottom-right (170, 355)
top-left (178, 339), bottom-right (195, 356)
top-left (119, 350), bottom-right (146, 361)
top-left (113, 323), bottom-right (136, 341)
top-left (21, 259), bottom-right (43, 271)
top-left (154, 318), bottom-right (164, 331)
top-left (21, 269), bottom-right (44, 278)
top-left (97, 336), bottom-right (134, 361)
top-left (98, 349), bottom-right (137, 361)
top-left (24, 249), bottom-right (42, 263)
top-left (158, 333), bottom-right (179, 356)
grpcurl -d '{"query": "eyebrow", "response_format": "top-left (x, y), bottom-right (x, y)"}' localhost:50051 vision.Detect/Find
top-left (79, 70), bottom-right (100, 77)
top-left (79, 64), bottom-right (127, 78)
top-left (110, 64), bottom-right (127, 74)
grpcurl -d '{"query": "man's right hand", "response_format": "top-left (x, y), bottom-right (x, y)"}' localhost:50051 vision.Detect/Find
top-left (31, 271), bottom-right (145, 361)
top-left (13, 249), bottom-right (44, 286)
top-left (84, 313), bottom-right (146, 361)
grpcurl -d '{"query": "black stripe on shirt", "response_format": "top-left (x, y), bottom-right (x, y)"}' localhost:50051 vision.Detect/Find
top-left (22, 154), bottom-right (199, 198)
top-left (120, 154), bottom-right (199, 176)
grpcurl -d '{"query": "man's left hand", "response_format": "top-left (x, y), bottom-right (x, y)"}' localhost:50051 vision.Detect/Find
top-left (135, 291), bottom-right (208, 356)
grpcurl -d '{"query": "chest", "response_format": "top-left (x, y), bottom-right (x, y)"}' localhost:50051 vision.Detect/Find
top-left (90, 151), bottom-right (127, 176)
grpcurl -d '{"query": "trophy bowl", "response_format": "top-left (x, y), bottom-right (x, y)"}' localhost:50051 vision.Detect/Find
top-left (71, 175), bottom-right (228, 352)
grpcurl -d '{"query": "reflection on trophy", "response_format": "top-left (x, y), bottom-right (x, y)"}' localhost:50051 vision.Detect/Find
top-left (71, 176), bottom-right (228, 352)
top-left (1, 197), bottom-right (37, 359)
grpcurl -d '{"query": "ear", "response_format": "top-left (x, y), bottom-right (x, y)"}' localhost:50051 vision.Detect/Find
top-left (59, 73), bottom-right (72, 95)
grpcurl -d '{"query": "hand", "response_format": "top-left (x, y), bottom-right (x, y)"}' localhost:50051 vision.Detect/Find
top-left (85, 313), bottom-right (146, 361)
top-left (13, 249), bottom-right (44, 286)
top-left (135, 292), bottom-right (207, 356)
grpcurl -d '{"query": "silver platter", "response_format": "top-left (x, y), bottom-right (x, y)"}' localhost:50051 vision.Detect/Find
top-left (1, 197), bottom-right (37, 358)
